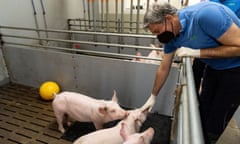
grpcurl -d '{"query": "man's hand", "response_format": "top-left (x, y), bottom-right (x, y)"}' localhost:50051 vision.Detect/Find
top-left (175, 47), bottom-right (200, 57)
top-left (141, 94), bottom-right (157, 112)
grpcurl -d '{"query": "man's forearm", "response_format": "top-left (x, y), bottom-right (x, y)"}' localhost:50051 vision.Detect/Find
top-left (201, 46), bottom-right (240, 58)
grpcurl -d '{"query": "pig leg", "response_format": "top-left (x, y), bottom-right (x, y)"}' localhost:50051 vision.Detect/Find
top-left (66, 115), bottom-right (74, 127)
top-left (54, 111), bottom-right (65, 133)
top-left (93, 122), bottom-right (103, 129)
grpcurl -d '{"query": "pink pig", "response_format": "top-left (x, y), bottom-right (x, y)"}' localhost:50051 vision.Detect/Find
top-left (120, 122), bottom-right (155, 144)
top-left (73, 107), bottom-right (150, 144)
top-left (52, 90), bottom-right (128, 133)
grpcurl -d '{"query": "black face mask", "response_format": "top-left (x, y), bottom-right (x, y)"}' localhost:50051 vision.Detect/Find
top-left (157, 20), bottom-right (175, 43)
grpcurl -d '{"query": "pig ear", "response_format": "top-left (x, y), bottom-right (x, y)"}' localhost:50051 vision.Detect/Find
top-left (120, 122), bottom-right (130, 141)
top-left (99, 106), bottom-right (108, 115)
top-left (111, 90), bottom-right (118, 102)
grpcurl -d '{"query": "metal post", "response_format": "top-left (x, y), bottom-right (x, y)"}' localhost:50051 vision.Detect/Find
top-left (136, 0), bottom-right (140, 34)
top-left (87, 0), bottom-right (91, 30)
top-left (115, 0), bottom-right (118, 32)
top-left (101, 0), bottom-right (104, 31)
top-left (130, 0), bottom-right (133, 33)
top-left (31, 0), bottom-right (42, 45)
top-left (120, 0), bottom-right (124, 33)
top-left (185, 57), bottom-right (204, 144)
top-left (106, 0), bottom-right (109, 32)
top-left (82, 0), bottom-right (87, 30)
top-left (40, 0), bottom-right (48, 39)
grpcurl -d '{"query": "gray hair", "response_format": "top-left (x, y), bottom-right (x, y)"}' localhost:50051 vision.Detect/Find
top-left (143, 1), bottom-right (178, 29)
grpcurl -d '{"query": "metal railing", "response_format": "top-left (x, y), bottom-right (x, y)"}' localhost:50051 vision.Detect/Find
top-left (0, 25), bottom-right (162, 62)
top-left (175, 57), bottom-right (204, 144)
top-left (0, 25), bottom-right (204, 143)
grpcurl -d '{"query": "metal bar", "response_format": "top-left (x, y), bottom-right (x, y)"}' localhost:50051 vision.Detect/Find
top-left (2, 34), bottom-right (162, 51)
top-left (82, 0), bottom-right (87, 31)
top-left (68, 19), bottom-right (142, 24)
top-left (31, 0), bottom-right (41, 45)
top-left (121, 0), bottom-right (124, 33)
top-left (115, 0), bottom-right (118, 32)
top-left (146, 0), bottom-right (150, 11)
top-left (182, 83), bottom-right (190, 144)
top-left (106, 0), bottom-right (109, 33)
top-left (40, 0), bottom-right (48, 39)
top-left (70, 25), bottom-right (143, 32)
top-left (178, 103), bottom-right (183, 144)
top-left (0, 25), bottom-right (154, 38)
top-left (101, 0), bottom-right (104, 30)
top-left (130, 0), bottom-right (133, 33)
top-left (185, 57), bottom-right (204, 144)
top-left (87, 0), bottom-right (91, 29)
top-left (92, 0), bottom-right (96, 32)
top-left (4, 41), bottom-right (162, 61)
top-left (136, 0), bottom-right (140, 34)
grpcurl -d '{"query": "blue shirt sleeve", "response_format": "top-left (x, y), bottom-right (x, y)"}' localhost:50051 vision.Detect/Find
top-left (197, 5), bottom-right (232, 39)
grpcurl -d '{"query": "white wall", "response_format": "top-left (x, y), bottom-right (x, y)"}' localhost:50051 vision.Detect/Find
top-left (0, 0), bottom-right (68, 84)
top-left (0, 0), bottom-right (67, 44)
top-left (63, 0), bottom-right (84, 19)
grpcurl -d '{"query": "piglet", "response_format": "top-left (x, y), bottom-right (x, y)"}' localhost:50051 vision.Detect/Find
top-left (120, 122), bottom-right (155, 144)
top-left (145, 44), bottom-right (163, 65)
top-left (52, 90), bottom-right (128, 133)
top-left (73, 107), bottom-right (150, 144)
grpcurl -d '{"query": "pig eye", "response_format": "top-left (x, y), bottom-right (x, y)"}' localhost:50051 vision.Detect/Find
top-left (110, 110), bottom-right (116, 113)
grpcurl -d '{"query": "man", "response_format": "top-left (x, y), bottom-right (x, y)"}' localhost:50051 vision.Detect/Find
top-left (210, 0), bottom-right (240, 17)
top-left (192, 0), bottom-right (240, 99)
top-left (142, 1), bottom-right (240, 143)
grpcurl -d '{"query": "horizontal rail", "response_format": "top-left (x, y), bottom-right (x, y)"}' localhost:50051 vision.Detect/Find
top-left (4, 41), bottom-right (162, 61)
top-left (2, 34), bottom-right (162, 51)
top-left (68, 19), bottom-right (142, 24)
top-left (0, 25), bottom-right (154, 38)
top-left (69, 24), bottom-right (141, 30)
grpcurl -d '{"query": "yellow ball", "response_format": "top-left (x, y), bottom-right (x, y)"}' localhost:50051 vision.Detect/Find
top-left (39, 81), bottom-right (60, 100)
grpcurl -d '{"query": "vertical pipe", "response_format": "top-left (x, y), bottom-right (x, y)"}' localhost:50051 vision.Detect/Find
top-left (92, 0), bottom-right (96, 32)
top-left (87, 0), bottom-right (91, 29)
top-left (106, 0), bottom-right (110, 43)
top-left (31, 0), bottom-right (42, 45)
top-left (186, 57), bottom-right (204, 144)
top-left (79, 18), bottom-right (82, 30)
top-left (101, 0), bottom-right (104, 31)
top-left (120, 0), bottom-right (124, 33)
top-left (40, 0), bottom-right (48, 39)
top-left (146, 0), bottom-right (150, 12)
top-left (115, 0), bottom-right (118, 32)
top-left (135, 0), bottom-right (140, 47)
top-left (82, 0), bottom-right (87, 30)
top-left (130, 0), bottom-right (133, 33)
top-left (106, 0), bottom-right (109, 32)
top-left (136, 0), bottom-right (140, 34)
top-left (178, 104), bottom-right (183, 144)
top-left (182, 84), bottom-right (190, 144)
top-left (120, 0), bottom-right (124, 47)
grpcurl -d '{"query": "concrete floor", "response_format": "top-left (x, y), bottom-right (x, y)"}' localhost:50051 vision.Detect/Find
top-left (217, 118), bottom-right (240, 144)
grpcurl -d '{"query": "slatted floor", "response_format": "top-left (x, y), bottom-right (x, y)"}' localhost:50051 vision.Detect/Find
top-left (0, 83), bottom-right (71, 144)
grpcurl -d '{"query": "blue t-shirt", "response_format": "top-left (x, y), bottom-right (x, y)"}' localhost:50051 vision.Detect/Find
top-left (210, 0), bottom-right (240, 18)
top-left (164, 1), bottom-right (240, 70)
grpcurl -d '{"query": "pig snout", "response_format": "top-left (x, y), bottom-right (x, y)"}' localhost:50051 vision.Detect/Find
top-left (103, 104), bottom-right (128, 121)
top-left (121, 122), bottom-right (155, 144)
